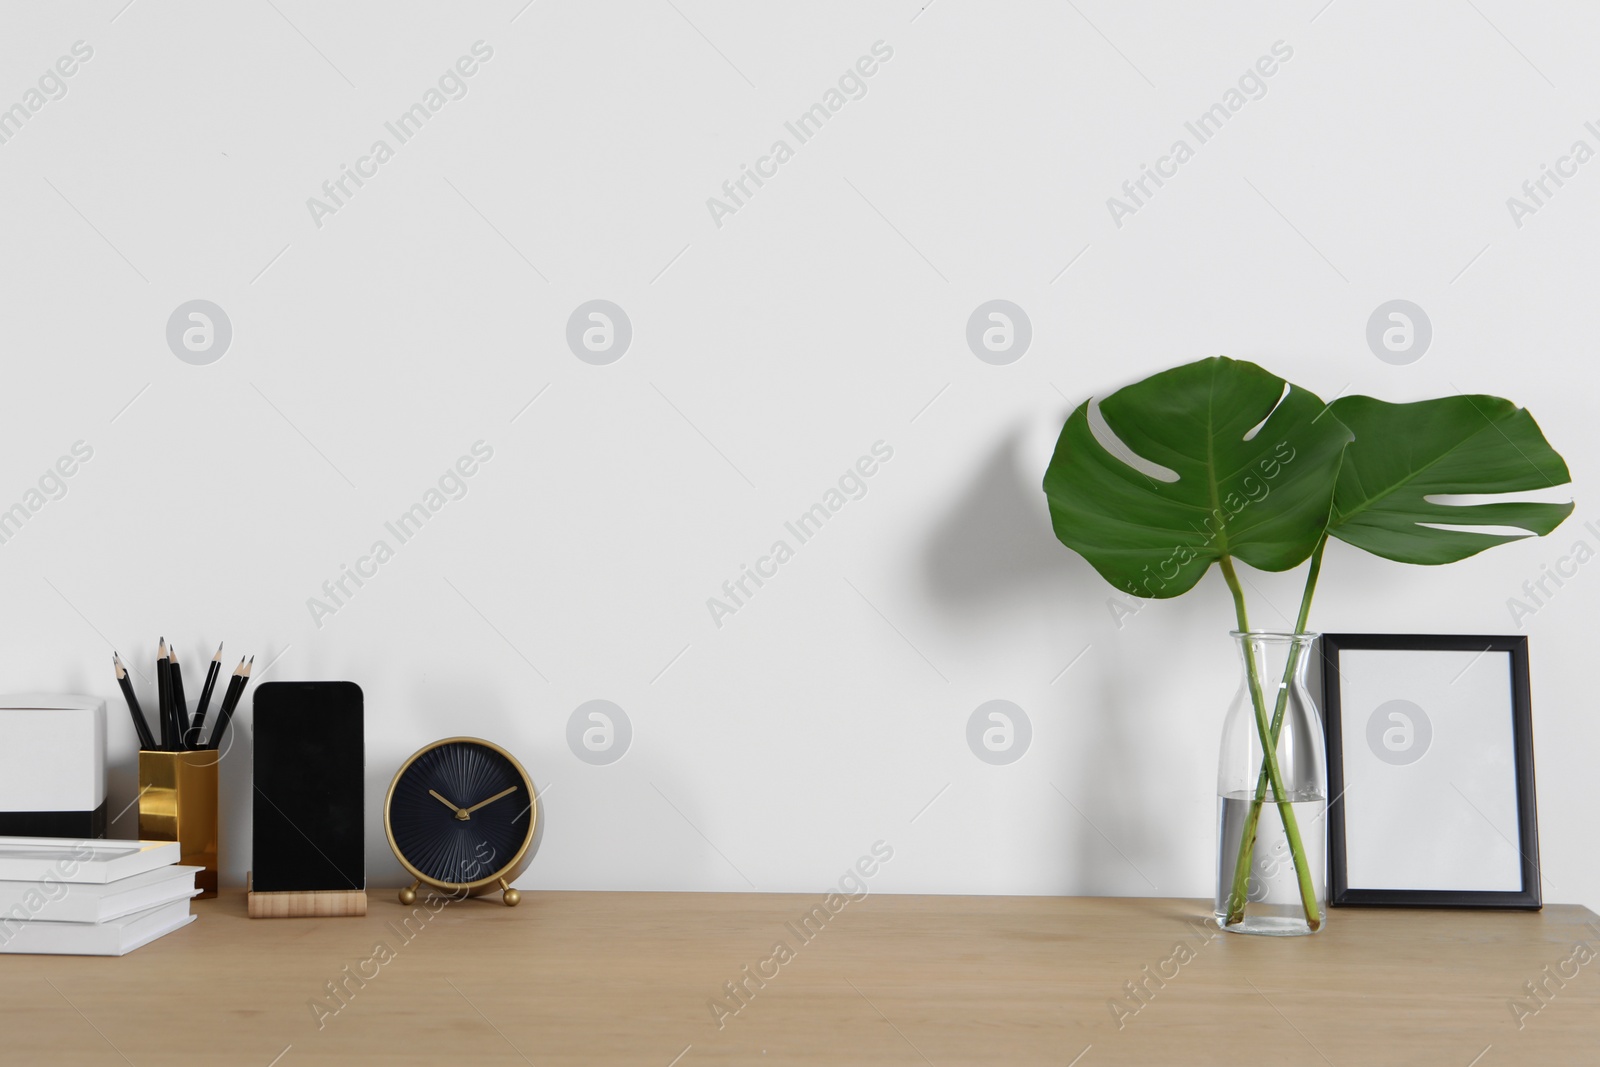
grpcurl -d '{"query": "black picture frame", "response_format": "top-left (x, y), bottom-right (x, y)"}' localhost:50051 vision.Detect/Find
top-left (1321, 633), bottom-right (1541, 909)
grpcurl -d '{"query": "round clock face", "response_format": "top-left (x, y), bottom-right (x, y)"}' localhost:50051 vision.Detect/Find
top-left (385, 738), bottom-right (535, 889)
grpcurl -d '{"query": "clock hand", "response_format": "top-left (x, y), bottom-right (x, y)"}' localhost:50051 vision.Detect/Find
top-left (462, 786), bottom-right (518, 815)
top-left (428, 789), bottom-right (466, 817)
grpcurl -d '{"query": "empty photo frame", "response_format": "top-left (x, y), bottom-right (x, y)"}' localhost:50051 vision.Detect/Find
top-left (1321, 634), bottom-right (1541, 909)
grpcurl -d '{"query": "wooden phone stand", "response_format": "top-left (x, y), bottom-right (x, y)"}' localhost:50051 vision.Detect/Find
top-left (245, 872), bottom-right (367, 918)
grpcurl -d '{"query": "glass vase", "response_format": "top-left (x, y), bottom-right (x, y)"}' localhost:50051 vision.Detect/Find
top-left (1214, 631), bottom-right (1326, 936)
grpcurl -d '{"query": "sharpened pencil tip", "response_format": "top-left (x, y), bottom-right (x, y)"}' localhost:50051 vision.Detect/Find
top-left (214, 642), bottom-right (224, 657)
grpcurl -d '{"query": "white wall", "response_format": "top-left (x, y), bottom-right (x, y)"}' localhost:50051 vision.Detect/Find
top-left (1, 0), bottom-right (1594, 908)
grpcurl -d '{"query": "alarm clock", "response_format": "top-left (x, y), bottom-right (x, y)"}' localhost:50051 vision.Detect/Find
top-left (383, 737), bottom-right (537, 907)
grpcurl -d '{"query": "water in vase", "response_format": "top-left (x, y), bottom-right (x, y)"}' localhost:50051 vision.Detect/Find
top-left (1214, 790), bottom-right (1326, 936)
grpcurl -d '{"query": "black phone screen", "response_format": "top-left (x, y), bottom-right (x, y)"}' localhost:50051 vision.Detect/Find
top-left (251, 681), bottom-right (365, 892)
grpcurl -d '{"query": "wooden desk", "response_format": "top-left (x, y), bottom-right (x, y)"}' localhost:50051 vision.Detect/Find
top-left (3, 889), bottom-right (1595, 1065)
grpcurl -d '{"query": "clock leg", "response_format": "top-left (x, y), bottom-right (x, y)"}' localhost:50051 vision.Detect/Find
top-left (399, 881), bottom-right (419, 906)
top-left (499, 877), bottom-right (520, 907)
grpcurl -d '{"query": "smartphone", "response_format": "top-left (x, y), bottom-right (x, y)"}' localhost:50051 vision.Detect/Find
top-left (251, 681), bottom-right (365, 892)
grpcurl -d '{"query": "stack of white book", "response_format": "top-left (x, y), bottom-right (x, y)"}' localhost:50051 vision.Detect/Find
top-left (0, 837), bottom-right (199, 955)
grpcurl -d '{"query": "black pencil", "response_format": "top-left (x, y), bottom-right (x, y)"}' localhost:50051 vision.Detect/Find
top-left (156, 637), bottom-right (172, 750)
top-left (205, 657), bottom-right (246, 750)
top-left (207, 656), bottom-right (249, 750)
top-left (113, 653), bottom-right (156, 751)
top-left (191, 642), bottom-right (223, 744)
top-left (168, 644), bottom-right (191, 749)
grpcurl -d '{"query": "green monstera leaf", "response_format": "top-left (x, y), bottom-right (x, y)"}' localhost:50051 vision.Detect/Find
top-left (1326, 394), bottom-right (1573, 564)
top-left (1043, 357), bottom-right (1353, 599)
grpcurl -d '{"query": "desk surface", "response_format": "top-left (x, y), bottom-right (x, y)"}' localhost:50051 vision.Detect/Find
top-left (3, 889), bottom-right (1596, 1066)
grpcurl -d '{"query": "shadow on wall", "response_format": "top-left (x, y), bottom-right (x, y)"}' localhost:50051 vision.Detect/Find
top-left (1068, 667), bottom-right (1158, 895)
top-left (918, 417), bottom-right (1217, 895)
top-left (920, 425), bottom-right (1084, 607)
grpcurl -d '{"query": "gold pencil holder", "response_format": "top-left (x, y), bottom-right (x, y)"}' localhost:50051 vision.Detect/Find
top-left (138, 750), bottom-right (219, 898)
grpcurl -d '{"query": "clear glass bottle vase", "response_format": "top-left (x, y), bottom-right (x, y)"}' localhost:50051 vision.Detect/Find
top-left (1214, 631), bottom-right (1327, 936)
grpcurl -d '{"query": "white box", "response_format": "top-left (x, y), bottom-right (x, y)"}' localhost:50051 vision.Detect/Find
top-left (0, 695), bottom-right (106, 835)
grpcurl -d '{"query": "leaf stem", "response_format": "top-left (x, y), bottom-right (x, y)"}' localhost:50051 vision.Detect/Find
top-left (1217, 555), bottom-right (1322, 931)
top-left (1224, 534), bottom-right (1326, 924)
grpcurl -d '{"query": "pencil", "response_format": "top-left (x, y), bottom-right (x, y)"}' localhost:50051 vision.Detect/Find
top-left (205, 657), bottom-right (246, 750)
top-left (191, 642), bottom-right (223, 743)
top-left (156, 637), bottom-right (172, 750)
top-left (168, 644), bottom-right (191, 748)
top-left (206, 656), bottom-right (249, 750)
top-left (112, 653), bottom-right (156, 751)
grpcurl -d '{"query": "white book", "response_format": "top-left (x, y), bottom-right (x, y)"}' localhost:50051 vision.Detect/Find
top-left (0, 898), bottom-right (194, 956)
top-left (0, 865), bottom-right (200, 924)
top-left (0, 838), bottom-right (180, 884)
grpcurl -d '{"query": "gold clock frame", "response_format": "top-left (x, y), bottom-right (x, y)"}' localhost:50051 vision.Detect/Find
top-left (383, 736), bottom-right (537, 907)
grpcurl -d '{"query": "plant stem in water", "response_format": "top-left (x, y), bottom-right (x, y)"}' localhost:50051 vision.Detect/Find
top-left (1224, 535), bottom-right (1325, 925)
top-left (1218, 555), bottom-right (1322, 931)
